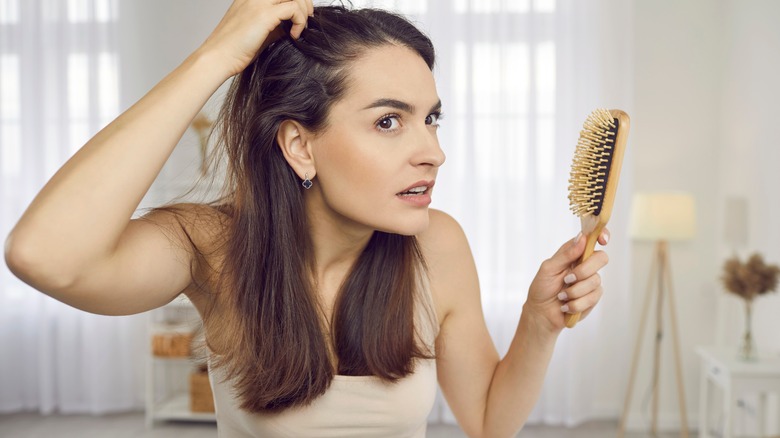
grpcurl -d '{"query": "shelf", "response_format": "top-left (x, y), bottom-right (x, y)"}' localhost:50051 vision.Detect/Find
top-left (147, 297), bottom-right (212, 427)
top-left (149, 321), bottom-right (197, 334)
top-left (152, 392), bottom-right (216, 422)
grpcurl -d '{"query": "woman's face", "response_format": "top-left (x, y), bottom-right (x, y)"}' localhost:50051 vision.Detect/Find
top-left (308, 44), bottom-right (445, 237)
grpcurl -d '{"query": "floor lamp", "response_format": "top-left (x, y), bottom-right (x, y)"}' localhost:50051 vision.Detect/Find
top-left (618, 192), bottom-right (697, 438)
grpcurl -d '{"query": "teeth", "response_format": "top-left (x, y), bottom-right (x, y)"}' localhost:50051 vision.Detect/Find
top-left (398, 185), bottom-right (429, 196)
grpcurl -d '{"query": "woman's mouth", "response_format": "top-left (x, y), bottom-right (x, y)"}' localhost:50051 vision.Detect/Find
top-left (396, 181), bottom-right (434, 207)
top-left (398, 186), bottom-right (429, 196)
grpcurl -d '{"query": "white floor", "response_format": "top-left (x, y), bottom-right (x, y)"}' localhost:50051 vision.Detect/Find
top-left (0, 412), bottom-right (688, 437)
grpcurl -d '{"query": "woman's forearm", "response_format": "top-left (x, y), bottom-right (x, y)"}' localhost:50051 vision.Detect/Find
top-left (481, 306), bottom-right (561, 438)
top-left (5, 49), bottom-right (231, 289)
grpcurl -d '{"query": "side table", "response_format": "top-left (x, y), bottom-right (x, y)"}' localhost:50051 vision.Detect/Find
top-left (696, 346), bottom-right (780, 438)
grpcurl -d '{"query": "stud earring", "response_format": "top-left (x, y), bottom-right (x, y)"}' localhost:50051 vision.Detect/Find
top-left (302, 173), bottom-right (313, 190)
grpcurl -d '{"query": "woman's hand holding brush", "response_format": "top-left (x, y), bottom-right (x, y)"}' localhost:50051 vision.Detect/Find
top-left (523, 229), bottom-right (610, 335)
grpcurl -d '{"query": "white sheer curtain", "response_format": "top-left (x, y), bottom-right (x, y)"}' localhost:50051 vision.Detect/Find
top-left (0, 0), bottom-right (146, 414)
top-left (353, 0), bottom-right (634, 425)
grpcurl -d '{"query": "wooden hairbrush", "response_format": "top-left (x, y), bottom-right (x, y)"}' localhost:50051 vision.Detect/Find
top-left (565, 108), bottom-right (630, 328)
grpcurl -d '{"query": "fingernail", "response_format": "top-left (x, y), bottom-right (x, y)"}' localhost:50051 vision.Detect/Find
top-left (572, 232), bottom-right (582, 244)
top-left (603, 233), bottom-right (609, 244)
top-left (557, 292), bottom-right (568, 301)
top-left (561, 304), bottom-right (570, 313)
top-left (564, 273), bottom-right (577, 284)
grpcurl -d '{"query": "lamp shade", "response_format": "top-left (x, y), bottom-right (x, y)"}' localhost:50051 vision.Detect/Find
top-left (629, 192), bottom-right (697, 241)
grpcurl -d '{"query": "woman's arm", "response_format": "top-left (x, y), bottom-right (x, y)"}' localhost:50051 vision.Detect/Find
top-left (4, 0), bottom-right (314, 315)
top-left (424, 209), bottom-right (608, 438)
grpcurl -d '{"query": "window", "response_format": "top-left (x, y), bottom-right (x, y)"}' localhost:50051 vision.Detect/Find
top-left (0, 0), bottom-right (120, 177)
top-left (0, 0), bottom-right (19, 24)
top-left (0, 53), bottom-right (20, 176)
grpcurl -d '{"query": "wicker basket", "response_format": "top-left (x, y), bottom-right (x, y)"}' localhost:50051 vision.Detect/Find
top-left (151, 332), bottom-right (193, 357)
top-left (190, 370), bottom-right (215, 413)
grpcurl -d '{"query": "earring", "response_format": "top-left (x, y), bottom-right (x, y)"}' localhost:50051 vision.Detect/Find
top-left (302, 173), bottom-right (313, 190)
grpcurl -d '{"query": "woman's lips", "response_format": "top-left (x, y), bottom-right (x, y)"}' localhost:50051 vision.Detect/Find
top-left (396, 180), bottom-right (434, 207)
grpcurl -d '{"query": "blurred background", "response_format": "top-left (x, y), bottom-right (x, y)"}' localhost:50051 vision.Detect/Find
top-left (1, 0), bottom-right (779, 436)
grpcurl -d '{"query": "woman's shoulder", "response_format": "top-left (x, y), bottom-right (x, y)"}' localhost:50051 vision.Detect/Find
top-left (146, 202), bottom-right (232, 313)
top-left (417, 209), bottom-right (478, 321)
top-left (417, 209), bottom-right (470, 256)
top-left (143, 202), bottom-right (231, 257)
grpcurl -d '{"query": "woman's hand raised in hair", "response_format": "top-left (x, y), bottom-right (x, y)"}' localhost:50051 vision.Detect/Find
top-left (523, 229), bottom-right (610, 334)
top-left (197, 0), bottom-right (314, 78)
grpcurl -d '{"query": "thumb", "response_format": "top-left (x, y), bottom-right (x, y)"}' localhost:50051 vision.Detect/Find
top-left (542, 232), bottom-right (585, 275)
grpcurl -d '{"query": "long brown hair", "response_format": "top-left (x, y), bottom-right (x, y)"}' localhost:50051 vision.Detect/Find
top-left (148, 6), bottom-right (437, 412)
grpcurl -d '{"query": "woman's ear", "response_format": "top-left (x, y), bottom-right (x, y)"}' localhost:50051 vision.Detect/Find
top-left (276, 120), bottom-right (315, 181)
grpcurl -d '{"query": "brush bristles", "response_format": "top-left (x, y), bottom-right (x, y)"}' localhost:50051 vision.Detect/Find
top-left (568, 108), bottom-right (617, 217)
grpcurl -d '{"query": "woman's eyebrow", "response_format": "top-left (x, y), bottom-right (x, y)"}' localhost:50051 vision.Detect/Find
top-left (363, 98), bottom-right (442, 114)
top-left (363, 98), bottom-right (414, 113)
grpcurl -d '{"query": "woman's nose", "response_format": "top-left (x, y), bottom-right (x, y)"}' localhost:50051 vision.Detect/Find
top-left (412, 128), bottom-right (446, 167)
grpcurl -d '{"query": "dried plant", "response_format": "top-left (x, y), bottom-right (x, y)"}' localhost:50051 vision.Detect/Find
top-left (721, 253), bottom-right (780, 301)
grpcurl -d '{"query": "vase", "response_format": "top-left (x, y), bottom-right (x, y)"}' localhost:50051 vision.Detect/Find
top-left (739, 299), bottom-right (757, 361)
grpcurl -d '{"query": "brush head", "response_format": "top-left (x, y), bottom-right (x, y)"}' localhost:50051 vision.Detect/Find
top-left (568, 108), bottom-right (621, 218)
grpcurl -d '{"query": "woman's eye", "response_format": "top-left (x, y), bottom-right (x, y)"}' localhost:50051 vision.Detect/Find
top-left (426, 113), bottom-right (441, 126)
top-left (377, 115), bottom-right (400, 132)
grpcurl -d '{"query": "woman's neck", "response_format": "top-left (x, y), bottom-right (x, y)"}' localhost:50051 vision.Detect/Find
top-left (305, 192), bottom-right (374, 288)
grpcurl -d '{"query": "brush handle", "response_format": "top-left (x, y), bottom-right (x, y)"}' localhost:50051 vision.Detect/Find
top-left (564, 224), bottom-right (603, 328)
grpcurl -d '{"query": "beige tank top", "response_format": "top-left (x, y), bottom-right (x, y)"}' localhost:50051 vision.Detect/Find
top-left (208, 274), bottom-right (439, 438)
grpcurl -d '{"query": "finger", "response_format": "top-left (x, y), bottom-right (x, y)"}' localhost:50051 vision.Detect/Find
top-left (564, 250), bottom-right (608, 285)
top-left (561, 286), bottom-right (603, 315)
top-left (276, 1), bottom-right (308, 39)
top-left (560, 273), bottom-right (601, 301)
top-left (290, 1), bottom-right (309, 39)
top-left (293, 0), bottom-right (310, 19)
top-left (597, 228), bottom-right (610, 246)
top-left (540, 232), bottom-right (586, 275)
top-left (306, 0), bottom-right (315, 16)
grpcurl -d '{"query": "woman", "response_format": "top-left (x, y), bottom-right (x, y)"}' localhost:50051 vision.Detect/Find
top-left (4, 1), bottom-right (609, 437)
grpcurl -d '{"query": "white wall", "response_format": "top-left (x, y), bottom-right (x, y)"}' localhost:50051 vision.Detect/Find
top-left (627, 0), bottom-right (722, 430)
top-left (117, 0), bottom-right (230, 210)
top-left (716, 2), bottom-right (780, 432)
top-left (717, 0), bottom-right (780, 353)
top-left (628, 0), bottom-right (780, 432)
